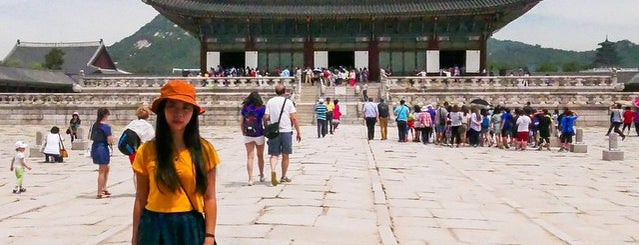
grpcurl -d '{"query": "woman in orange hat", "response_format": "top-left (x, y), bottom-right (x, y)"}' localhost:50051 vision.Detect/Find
top-left (132, 80), bottom-right (219, 245)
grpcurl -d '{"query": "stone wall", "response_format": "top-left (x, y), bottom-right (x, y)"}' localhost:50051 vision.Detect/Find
top-left (2, 75), bottom-right (637, 127)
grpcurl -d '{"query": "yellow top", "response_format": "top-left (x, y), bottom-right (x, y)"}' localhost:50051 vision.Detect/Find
top-left (132, 139), bottom-right (220, 213)
top-left (327, 102), bottom-right (334, 112)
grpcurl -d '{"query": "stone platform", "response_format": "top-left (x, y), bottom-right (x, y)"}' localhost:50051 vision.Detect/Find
top-left (0, 125), bottom-right (638, 244)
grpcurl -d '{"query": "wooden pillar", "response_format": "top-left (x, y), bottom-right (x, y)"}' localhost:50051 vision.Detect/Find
top-left (368, 39), bottom-right (379, 82)
top-left (480, 34), bottom-right (488, 73)
top-left (304, 37), bottom-right (314, 68)
top-left (199, 35), bottom-right (207, 75)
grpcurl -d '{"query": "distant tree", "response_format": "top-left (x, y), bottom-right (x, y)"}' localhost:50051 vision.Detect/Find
top-left (562, 62), bottom-right (587, 72)
top-left (30, 62), bottom-right (44, 70)
top-left (536, 63), bottom-right (559, 72)
top-left (592, 38), bottom-right (620, 68)
top-left (44, 48), bottom-right (65, 70)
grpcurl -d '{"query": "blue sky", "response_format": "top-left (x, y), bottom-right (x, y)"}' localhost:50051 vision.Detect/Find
top-left (1, 0), bottom-right (638, 58)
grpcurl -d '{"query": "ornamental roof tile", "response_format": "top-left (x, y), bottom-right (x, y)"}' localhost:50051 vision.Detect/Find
top-left (146, 0), bottom-right (538, 17)
top-left (0, 66), bottom-right (76, 87)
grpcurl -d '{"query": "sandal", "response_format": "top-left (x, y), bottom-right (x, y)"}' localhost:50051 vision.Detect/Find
top-left (102, 190), bottom-right (112, 196)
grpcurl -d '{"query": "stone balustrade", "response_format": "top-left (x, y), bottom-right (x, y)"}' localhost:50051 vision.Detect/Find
top-left (79, 76), bottom-right (299, 91)
top-left (382, 76), bottom-right (622, 92)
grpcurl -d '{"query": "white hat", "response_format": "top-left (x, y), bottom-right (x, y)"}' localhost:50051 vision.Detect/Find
top-left (15, 141), bottom-right (27, 148)
top-left (426, 104), bottom-right (433, 108)
top-left (318, 98), bottom-right (324, 103)
top-left (73, 112), bottom-right (79, 115)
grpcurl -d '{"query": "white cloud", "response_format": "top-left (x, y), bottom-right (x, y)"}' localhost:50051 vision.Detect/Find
top-left (493, 0), bottom-right (639, 51)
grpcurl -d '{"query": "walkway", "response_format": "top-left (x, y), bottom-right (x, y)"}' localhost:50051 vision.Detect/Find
top-left (0, 125), bottom-right (637, 244)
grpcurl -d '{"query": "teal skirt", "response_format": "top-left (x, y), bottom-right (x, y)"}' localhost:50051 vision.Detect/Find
top-left (137, 209), bottom-right (205, 245)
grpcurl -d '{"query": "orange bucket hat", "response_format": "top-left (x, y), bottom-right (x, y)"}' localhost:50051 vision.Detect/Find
top-left (150, 80), bottom-right (205, 115)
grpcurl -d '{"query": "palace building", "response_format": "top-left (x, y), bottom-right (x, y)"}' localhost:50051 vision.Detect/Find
top-left (144, 0), bottom-right (540, 80)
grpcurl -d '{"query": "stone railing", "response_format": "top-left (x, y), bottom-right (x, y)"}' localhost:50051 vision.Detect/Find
top-left (79, 76), bottom-right (300, 90)
top-left (381, 75), bottom-right (623, 93)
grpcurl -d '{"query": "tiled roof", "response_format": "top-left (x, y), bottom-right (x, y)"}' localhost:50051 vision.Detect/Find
top-left (146, 0), bottom-right (539, 17)
top-left (2, 41), bottom-right (110, 75)
top-left (0, 66), bottom-right (76, 87)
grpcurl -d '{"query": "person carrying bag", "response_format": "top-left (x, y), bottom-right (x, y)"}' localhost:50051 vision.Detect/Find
top-left (263, 99), bottom-right (287, 139)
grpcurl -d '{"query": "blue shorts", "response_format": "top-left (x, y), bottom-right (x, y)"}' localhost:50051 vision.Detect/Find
top-left (436, 124), bottom-right (446, 133)
top-left (267, 132), bottom-right (293, 156)
top-left (91, 143), bottom-right (110, 165)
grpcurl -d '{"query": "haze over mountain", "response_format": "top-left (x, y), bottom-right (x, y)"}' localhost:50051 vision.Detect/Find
top-left (108, 15), bottom-right (639, 74)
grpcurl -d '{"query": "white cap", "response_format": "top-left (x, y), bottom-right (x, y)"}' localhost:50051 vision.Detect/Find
top-left (318, 98), bottom-right (324, 103)
top-left (73, 111), bottom-right (79, 115)
top-left (15, 141), bottom-right (27, 148)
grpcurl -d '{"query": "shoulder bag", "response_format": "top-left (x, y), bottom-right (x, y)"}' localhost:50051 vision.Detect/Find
top-left (264, 99), bottom-right (287, 139)
top-left (59, 134), bottom-right (68, 158)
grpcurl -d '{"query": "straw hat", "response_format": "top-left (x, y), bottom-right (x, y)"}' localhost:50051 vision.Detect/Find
top-left (150, 80), bottom-right (205, 114)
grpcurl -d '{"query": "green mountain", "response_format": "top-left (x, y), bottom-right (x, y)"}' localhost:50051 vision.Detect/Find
top-left (108, 15), bottom-right (639, 74)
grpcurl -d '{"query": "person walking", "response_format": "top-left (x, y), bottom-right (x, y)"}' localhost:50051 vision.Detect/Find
top-left (132, 80), bottom-right (219, 245)
top-left (264, 84), bottom-right (302, 186)
top-left (377, 99), bottom-right (390, 140)
top-left (68, 112), bottom-right (81, 142)
top-left (42, 126), bottom-right (64, 163)
top-left (394, 100), bottom-right (410, 142)
top-left (515, 109), bottom-right (532, 151)
top-left (90, 108), bottom-right (113, 199)
top-left (363, 98), bottom-right (378, 140)
top-left (622, 106), bottom-right (634, 135)
top-left (124, 106), bottom-right (156, 164)
top-left (315, 98), bottom-right (328, 138)
top-left (606, 103), bottom-right (626, 140)
top-left (559, 109), bottom-right (578, 152)
top-left (332, 99), bottom-right (341, 131)
top-left (240, 91), bottom-right (267, 186)
top-left (11, 141), bottom-right (32, 194)
top-left (325, 97), bottom-right (334, 134)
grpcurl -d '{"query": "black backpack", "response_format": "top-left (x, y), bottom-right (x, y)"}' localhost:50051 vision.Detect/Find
top-left (118, 129), bottom-right (141, 156)
top-left (242, 106), bottom-right (262, 137)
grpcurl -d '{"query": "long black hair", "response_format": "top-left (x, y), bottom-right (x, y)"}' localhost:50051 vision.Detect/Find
top-left (154, 100), bottom-right (209, 194)
top-left (91, 108), bottom-right (109, 141)
top-left (242, 91), bottom-right (263, 107)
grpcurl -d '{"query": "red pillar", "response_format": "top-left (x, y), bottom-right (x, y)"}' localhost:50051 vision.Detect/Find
top-left (304, 38), bottom-right (314, 69)
top-left (200, 36), bottom-right (207, 75)
top-left (369, 40), bottom-right (379, 82)
top-left (480, 35), bottom-right (488, 73)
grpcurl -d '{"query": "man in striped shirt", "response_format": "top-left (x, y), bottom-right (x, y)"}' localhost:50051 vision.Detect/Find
top-left (315, 98), bottom-right (328, 138)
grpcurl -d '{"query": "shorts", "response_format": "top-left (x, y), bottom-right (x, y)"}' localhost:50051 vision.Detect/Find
top-left (332, 119), bottom-right (340, 124)
top-left (501, 129), bottom-right (511, 137)
top-left (267, 132), bottom-right (293, 156)
top-left (560, 132), bottom-right (574, 143)
top-left (436, 124), bottom-right (446, 133)
top-left (517, 132), bottom-right (529, 142)
top-left (244, 136), bottom-right (265, 145)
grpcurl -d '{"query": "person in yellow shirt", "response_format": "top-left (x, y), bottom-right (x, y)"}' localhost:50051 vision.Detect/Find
top-left (132, 80), bottom-right (219, 245)
top-left (325, 97), bottom-right (334, 134)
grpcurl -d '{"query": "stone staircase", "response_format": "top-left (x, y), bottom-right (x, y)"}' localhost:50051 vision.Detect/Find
top-left (295, 83), bottom-right (382, 125)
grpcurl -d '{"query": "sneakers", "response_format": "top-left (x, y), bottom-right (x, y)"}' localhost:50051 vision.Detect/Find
top-left (280, 176), bottom-right (292, 183)
top-left (248, 178), bottom-right (254, 186)
top-left (12, 187), bottom-right (25, 194)
top-left (271, 172), bottom-right (279, 186)
top-left (259, 175), bottom-right (266, 182)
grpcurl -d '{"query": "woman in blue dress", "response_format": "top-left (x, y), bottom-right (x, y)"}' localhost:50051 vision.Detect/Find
top-left (91, 107), bottom-right (113, 199)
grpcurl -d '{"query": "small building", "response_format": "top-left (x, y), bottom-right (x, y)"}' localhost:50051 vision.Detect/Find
top-left (144, 0), bottom-right (541, 80)
top-left (2, 40), bottom-right (119, 76)
top-left (0, 66), bottom-right (75, 93)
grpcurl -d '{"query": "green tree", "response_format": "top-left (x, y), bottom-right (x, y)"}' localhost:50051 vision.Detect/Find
top-left (44, 48), bottom-right (65, 70)
top-left (536, 63), bottom-right (558, 72)
top-left (592, 38), bottom-right (620, 68)
top-left (562, 62), bottom-right (587, 72)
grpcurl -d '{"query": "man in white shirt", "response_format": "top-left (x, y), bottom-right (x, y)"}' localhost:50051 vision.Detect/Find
top-left (264, 84), bottom-right (302, 186)
top-left (515, 109), bottom-right (532, 150)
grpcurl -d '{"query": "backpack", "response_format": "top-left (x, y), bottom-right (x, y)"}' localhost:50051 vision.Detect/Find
top-left (118, 129), bottom-right (141, 156)
top-left (242, 106), bottom-right (262, 137)
top-left (378, 103), bottom-right (389, 117)
top-left (482, 116), bottom-right (490, 128)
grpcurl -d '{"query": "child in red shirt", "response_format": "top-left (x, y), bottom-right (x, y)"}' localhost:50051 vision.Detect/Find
top-left (622, 106), bottom-right (634, 134)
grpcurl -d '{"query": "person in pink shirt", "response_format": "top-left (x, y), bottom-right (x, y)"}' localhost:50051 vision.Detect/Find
top-left (633, 107), bottom-right (639, 136)
top-left (332, 99), bottom-right (341, 131)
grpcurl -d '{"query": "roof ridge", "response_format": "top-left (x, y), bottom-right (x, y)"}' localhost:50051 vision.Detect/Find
top-left (16, 40), bottom-right (103, 48)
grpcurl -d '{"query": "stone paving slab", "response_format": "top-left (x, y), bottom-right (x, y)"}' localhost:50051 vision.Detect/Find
top-left (0, 125), bottom-right (638, 244)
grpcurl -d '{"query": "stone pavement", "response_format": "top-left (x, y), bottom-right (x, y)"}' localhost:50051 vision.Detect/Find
top-left (1, 125), bottom-right (638, 244)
